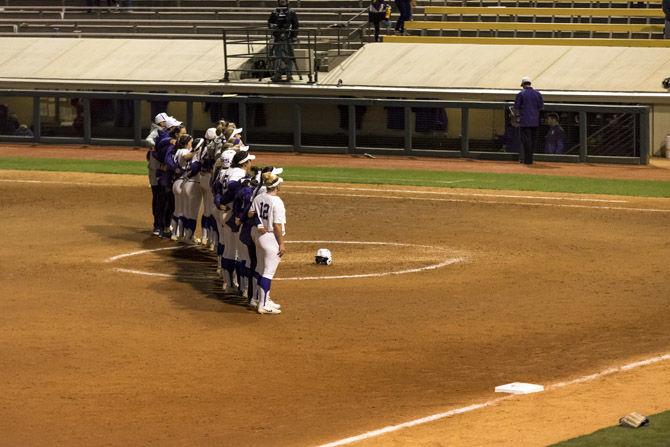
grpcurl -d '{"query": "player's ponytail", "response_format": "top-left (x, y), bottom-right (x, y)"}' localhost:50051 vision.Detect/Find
top-left (262, 172), bottom-right (283, 190)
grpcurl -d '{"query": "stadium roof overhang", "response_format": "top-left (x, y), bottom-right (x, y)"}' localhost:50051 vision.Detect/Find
top-left (1, 78), bottom-right (670, 105)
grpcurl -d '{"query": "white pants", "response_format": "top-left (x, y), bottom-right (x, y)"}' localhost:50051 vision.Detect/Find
top-left (182, 178), bottom-right (202, 241)
top-left (198, 172), bottom-right (214, 243)
top-left (221, 222), bottom-right (239, 289)
top-left (237, 234), bottom-right (252, 297)
top-left (213, 208), bottom-right (229, 266)
top-left (254, 230), bottom-right (281, 308)
top-left (171, 177), bottom-right (185, 237)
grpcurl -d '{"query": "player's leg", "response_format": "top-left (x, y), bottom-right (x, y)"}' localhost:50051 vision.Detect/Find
top-left (237, 236), bottom-right (250, 298)
top-left (177, 178), bottom-right (187, 239)
top-left (212, 208), bottom-right (225, 280)
top-left (156, 183), bottom-right (169, 237)
top-left (256, 232), bottom-right (281, 314)
top-left (151, 185), bottom-right (161, 235)
top-left (183, 179), bottom-right (202, 243)
top-left (251, 227), bottom-right (262, 303)
top-left (221, 223), bottom-right (238, 291)
top-left (248, 239), bottom-right (258, 305)
top-left (198, 172), bottom-right (211, 245)
top-left (171, 178), bottom-right (181, 239)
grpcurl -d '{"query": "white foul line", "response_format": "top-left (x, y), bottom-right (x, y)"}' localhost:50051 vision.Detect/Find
top-left (316, 352), bottom-right (670, 447)
top-left (287, 191), bottom-right (670, 213)
top-left (317, 396), bottom-right (515, 447)
top-left (285, 184), bottom-right (629, 203)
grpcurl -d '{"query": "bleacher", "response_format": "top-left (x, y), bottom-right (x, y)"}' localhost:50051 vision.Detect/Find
top-left (0, 0), bottom-right (375, 43)
top-left (386, 0), bottom-right (668, 46)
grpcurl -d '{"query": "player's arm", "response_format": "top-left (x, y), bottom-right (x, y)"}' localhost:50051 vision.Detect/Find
top-left (273, 200), bottom-right (287, 256)
top-left (274, 223), bottom-right (285, 257)
top-left (252, 199), bottom-right (267, 235)
top-left (213, 180), bottom-right (225, 210)
top-left (145, 128), bottom-right (158, 149)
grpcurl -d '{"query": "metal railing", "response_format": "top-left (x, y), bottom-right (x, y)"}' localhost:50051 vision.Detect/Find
top-left (222, 28), bottom-right (318, 83)
top-left (0, 89), bottom-right (651, 164)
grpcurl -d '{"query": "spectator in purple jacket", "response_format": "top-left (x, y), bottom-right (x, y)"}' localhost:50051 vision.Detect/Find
top-left (514, 76), bottom-right (544, 165)
top-left (544, 113), bottom-right (565, 155)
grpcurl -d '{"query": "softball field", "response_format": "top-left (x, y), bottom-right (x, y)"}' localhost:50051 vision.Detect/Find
top-left (1, 147), bottom-right (670, 446)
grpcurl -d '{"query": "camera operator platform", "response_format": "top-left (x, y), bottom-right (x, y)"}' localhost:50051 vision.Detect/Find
top-left (268, 0), bottom-right (300, 82)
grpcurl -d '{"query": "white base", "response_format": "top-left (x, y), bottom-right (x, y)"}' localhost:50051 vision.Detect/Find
top-left (495, 382), bottom-right (544, 395)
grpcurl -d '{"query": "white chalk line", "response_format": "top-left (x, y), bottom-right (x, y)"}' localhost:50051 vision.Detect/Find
top-left (285, 184), bottom-right (628, 203)
top-left (105, 245), bottom-right (188, 262)
top-left (0, 178), bottom-right (136, 187)
top-left (106, 241), bottom-right (465, 281)
top-left (1, 175), bottom-right (651, 205)
top-left (5, 176), bottom-right (670, 212)
top-left (316, 352), bottom-right (670, 447)
top-left (318, 396), bottom-right (515, 447)
top-left (287, 191), bottom-right (670, 213)
top-left (548, 353), bottom-right (670, 390)
top-left (113, 268), bottom-right (173, 278)
top-left (295, 174), bottom-right (475, 185)
top-left (274, 256), bottom-right (464, 281)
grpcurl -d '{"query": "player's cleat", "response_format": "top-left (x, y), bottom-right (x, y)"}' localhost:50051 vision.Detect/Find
top-left (152, 228), bottom-right (160, 236)
top-left (257, 305), bottom-right (281, 315)
top-left (266, 298), bottom-right (281, 310)
top-left (170, 234), bottom-right (179, 241)
top-left (247, 298), bottom-right (258, 308)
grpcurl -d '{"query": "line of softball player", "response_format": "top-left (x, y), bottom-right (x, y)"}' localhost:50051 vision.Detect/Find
top-left (145, 113), bottom-right (287, 315)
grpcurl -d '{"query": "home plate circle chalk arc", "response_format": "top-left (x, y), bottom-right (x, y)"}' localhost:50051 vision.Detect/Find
top-left (105, 240), bottom-right (467, 281)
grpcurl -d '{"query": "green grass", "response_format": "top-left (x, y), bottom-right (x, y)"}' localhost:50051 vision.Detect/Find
top-left (1, 156), bottom-right (669, 198)
top-left (550, 410), bottom-right (670, 447)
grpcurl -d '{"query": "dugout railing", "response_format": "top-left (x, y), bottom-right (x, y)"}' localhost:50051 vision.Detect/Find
top-left (0, 90), bottom-right (651, 164)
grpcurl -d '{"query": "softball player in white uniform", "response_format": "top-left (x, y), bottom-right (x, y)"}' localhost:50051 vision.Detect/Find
top-left (217, 151), bottom-right (256, 292)
top-left (251, 172), bottom-right (286, 315)
top-left (180, 138), bottom-right (205, 244)
top-left (212, 148), bottom-right (238, 281)
top-left (198, 128), bottom-right (219, 248)
top-left (172, 135), bottom-right (194, 240)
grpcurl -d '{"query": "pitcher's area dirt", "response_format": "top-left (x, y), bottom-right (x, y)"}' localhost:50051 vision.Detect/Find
top-left (0, 164), bottom-right (669, 446)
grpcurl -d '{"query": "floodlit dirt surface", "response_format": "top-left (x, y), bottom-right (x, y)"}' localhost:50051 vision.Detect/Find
top-left (0, 153), bottom-right (669, 447)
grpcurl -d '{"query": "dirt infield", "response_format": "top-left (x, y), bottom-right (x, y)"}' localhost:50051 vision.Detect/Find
top-left (1, 163), bottom-right (669, 446)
